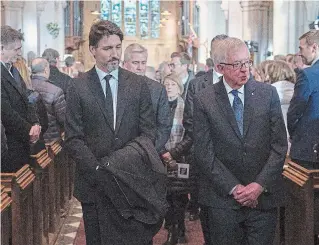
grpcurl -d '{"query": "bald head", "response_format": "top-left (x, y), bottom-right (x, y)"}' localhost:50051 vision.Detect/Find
top-left (31, 57), bottom-right (50, 79)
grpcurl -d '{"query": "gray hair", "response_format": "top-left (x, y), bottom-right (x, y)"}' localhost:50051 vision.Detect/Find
top-left (1, 25), bottom-right (24, 48)
top-left (212, 37), bottom-right (248, 65)
top-left (31, 57), bottom-right (49, 74)
top-left (124, 43), bottom-right (148, 62)
top-left (42, 48), bottom-right (59, 65)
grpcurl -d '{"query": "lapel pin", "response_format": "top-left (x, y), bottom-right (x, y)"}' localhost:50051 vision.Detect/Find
top-left (252, 92), bottom-right (254, 95)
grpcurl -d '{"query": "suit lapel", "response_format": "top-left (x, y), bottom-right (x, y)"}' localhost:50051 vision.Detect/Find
top-left (1, 64), bottom-right (24, 95)
top-left (86, 67), bottom-right (114, 131)
top-left (243, 79), bottom-right (256, 137)
top-left (215, 79), bottom-right (243, 140)
top-left (115, 67), bottom-right (129, 134)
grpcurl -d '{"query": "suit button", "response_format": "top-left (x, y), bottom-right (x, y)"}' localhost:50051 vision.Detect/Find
top-left (115, 138), bottom-right (119, 140)
top-left (243, 152), bottom-right (247, 156)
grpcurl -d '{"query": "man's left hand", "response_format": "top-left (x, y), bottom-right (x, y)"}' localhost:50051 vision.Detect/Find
top-left (234, 182), bottom-right (263, 206)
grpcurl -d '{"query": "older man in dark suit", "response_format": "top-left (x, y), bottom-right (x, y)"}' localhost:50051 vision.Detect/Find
top-left (193, 37), bottom-right (287, 245)
top-left (1, 25), bottom-right (41, 172)
top-left (288, 30), bottom-right (319, 169)
top-left (64, 20), bottom-right (165, 245)
top-left (123, 43), bottom-right (171, 152)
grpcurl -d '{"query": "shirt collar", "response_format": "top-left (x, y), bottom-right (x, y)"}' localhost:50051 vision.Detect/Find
top-left (223, 77), bottom-right (244, 94)
top-left (213, 69), bottom-right (222, 77)
top-left (95, 65), bottom-right (119, 81)
top-left (311, 56), bottom-right (319, 66)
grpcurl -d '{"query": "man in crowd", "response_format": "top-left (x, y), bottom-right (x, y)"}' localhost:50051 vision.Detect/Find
top-left (123, 43), bottom-right (171, 152)
top-left (42, 48), bottom-right (71, 95)
top-left (193, 37), bottom-right (287, 245)
top-left (31, 57), bottom-right (66, 144)
top-left (182, 34), bottom-right (229, 245)
top-left (64, 20), bottom-right (165, 245)
top-left (1, 25), bottom-right (41, 172)
top-left (170, 52), bottom-right (194, 100)
top-left (288, 30), bottom-right (319, 169)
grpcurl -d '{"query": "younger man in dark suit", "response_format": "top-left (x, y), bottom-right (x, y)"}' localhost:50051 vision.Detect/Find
top-left (193, 37), bottom-right (287, 245)
top-left (288, 30), bottom-right (319, 169)
top-left (64, 20), bottom-right (162, 245)
top-left (1, 25), bottom-right (41, 172)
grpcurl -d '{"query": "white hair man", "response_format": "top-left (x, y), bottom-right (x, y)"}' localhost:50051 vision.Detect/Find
top-left (193, 37), bottom-right (287, 245)
top-left (123, 43), bottom-right (171, 152)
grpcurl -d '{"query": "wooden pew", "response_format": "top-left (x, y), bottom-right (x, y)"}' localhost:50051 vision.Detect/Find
top-left (46, 140), bottom-right (62, 232)
top-left (283, 160), bottom-right (319, 245)
top-left (30, 149), bottom-right (53, 245)
top-left (1, 185), bottom-right (12, 245)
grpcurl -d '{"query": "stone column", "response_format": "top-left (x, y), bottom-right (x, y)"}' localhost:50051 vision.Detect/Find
top-left (1, 1), bottom-right (25, 30)
top-left (240, 1), bottom-right (271, 64)
top-left (36, 2), bottom-right (46, 56)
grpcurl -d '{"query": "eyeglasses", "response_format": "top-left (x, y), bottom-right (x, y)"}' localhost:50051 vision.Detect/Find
top-left (220, 60), bottom-right (253, 70)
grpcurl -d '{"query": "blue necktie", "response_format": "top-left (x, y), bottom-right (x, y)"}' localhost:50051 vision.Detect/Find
top-left (231, 90), bottom-right (243, 135)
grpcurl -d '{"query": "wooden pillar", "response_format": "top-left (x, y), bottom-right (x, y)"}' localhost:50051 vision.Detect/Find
top-left (1, 185), bottom-right (12, 245)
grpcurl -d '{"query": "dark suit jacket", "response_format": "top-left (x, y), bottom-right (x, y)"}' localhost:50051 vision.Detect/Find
top-left (181, 70), bottom-right (195, 101)
top-left (1, 64), bottom-right (38, 172)
top-left (193, 79), bottom-right (287, 210)
top-left (49, 65), bottom-right (71, 95)
top-left (144, 77), bottom-right (171, 152)
top-left (64, 67), bottom-right (156, 203)
top-left (97, 136), bottom-right (168, 224)
top-left (287, 60), bottom-right (319, 162)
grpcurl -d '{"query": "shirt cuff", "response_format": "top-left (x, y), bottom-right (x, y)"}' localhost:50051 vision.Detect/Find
top-left (229, 185), bottom-right (238, 195)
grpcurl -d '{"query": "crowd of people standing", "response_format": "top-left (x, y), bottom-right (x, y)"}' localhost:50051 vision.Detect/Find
top-left (1, 20), bottom-right (318, 245)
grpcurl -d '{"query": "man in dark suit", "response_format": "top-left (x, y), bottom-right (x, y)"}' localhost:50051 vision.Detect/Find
top-left (1, 25), bottom-right (41, 172)
top-left (183, 34), bottom-right (229, 245)
top-left (193, 37), bottom-right (287, 245)
top-left (170, 52), bottom-right (194, 100)
top-left (64, 20), bottom-right (160, 245)
top-left (123, 43), bottom-right (171, 152)
top-left (42, 48), bottom-right (71, 95)
top-left (288, 30), bottom-right (319, 169)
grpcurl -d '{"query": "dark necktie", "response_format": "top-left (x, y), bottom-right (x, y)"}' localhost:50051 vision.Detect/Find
top-left (231, 90), bottom-right (244, 135)
top-left (5, 62), bottom-right (11, 71)
top-left (104, 75), bottom-right (114, 129)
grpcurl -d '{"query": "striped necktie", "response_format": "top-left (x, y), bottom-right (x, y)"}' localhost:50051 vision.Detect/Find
top-left (231, 90), bottom-right (244, 135)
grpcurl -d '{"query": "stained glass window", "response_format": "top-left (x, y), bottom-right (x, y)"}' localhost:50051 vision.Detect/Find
top-left (139, 0), bottom-right (149, 39)
top-left (124, 0), bottom-right (137, 36)
top-left (111, 0), bottom-right (122, 28)
top-left (150, 0), bottom-right (160, 38)
top-left (101, 0), bottom-right (110, 20)
top-left (99, 0), bottom-right (160, 39)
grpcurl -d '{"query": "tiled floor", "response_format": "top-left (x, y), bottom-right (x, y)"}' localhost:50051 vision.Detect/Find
top-left (55, 198), bottom-right (83, 245)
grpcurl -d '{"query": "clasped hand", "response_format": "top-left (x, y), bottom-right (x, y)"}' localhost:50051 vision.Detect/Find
top-left (232, 182), bottom-right (263, 208)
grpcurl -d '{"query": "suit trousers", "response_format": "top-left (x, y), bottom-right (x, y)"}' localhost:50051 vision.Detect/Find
top-left (203, 206), bottom-right (277, 245)
top-left (81, 193), bottom-right (161, 245)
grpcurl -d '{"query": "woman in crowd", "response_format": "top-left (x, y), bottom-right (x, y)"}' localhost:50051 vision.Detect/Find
top-left (161, 74), bottom-right (191, 245)
top-left (267, 60), bottom-right (295, 151)
top-left (157, 61), bottom-right (171, 84)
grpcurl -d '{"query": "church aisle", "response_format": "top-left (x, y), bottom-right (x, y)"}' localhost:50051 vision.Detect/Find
top-left (68, 204), bottom-right (205, 245)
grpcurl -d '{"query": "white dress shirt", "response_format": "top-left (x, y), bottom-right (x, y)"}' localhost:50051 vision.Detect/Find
top-left (95, 66), bottom-right (119, 129)
top-left (223, 77), bottom-right (245, 108)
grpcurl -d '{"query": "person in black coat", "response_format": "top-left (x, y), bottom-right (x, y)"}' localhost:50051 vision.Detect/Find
top-left (1, 25), bottom-right (41, 172)
top-left (42, 48), bottom-right (71, 95)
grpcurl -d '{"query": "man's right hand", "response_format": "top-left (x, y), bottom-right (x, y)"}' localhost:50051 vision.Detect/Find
top-left (29, 124), bottom-right (41, 143)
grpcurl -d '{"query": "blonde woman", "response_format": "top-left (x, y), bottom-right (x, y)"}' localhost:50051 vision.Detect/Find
top-left (267, 60), bottom-right (295, 151)
top-left (162, 74), bottom-right (189, 245)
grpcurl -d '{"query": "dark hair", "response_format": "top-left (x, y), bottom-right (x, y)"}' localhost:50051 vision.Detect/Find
top-left (1, 25), bottom-right (24, 47)
top-left (206, 58), bottom-right (214, 68)
top-left (89, 20), bottom-right (123, 47)
top-left (65, 56), bottom-right (75, 67)
top-left (171, 52), bottom-right (191, 65)
top-left (42, 48), bottom-right (60, 65)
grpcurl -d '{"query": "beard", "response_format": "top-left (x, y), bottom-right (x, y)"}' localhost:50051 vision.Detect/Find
top-left (105, 58), bottom-right (120, 72)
